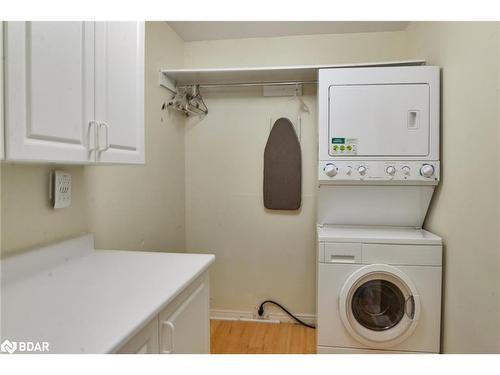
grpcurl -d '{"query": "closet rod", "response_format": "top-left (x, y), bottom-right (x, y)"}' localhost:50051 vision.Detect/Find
top-left (178, 80), bottom-right (317, 89)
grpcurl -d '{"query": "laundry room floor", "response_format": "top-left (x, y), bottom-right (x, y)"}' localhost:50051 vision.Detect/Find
top-left (210, 320), bottom-right (316, 354)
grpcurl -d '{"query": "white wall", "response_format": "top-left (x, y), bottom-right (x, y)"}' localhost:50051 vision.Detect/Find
top-left (183, 31), bottom-right (408, 317)
top-left (406, 22), bottom-right (500, 353)
top-left (85, 22), bottom-right (186, 252)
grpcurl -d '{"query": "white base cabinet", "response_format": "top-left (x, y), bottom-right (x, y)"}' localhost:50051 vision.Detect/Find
top-left (116, 316), bottom-right (160, 354)
top-left (159, 273), bottom-right (210, 354)
top-left (116, 272), bottom-right (211, 354)
top-left (3, 21), bottom-right (144, 164)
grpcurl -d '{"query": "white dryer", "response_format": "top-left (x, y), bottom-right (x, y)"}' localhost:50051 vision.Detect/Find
top-left (317, 66), bottom-right (440, 228)
top-left (317, 225), bottom-right (442, 353)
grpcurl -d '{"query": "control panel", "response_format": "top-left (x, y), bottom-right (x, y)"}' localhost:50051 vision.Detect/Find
top-left (50, 170), bottom-right (72, 209)
top-left (318, 160), bottom-right (440, 185)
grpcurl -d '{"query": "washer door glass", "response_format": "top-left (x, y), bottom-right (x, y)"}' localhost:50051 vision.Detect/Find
top-left (351, 279), bottom-right (405, 331)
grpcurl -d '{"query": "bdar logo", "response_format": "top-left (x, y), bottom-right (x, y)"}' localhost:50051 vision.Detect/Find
top-left (1, 339), bottom-right (17, 354)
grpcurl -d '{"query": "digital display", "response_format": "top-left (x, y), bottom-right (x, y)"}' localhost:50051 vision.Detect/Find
top-left (332, 137), bottom-right (345, 144)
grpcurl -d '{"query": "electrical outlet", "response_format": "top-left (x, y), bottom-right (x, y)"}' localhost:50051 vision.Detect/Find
top-left (50, 171), bottom-right (72, 209)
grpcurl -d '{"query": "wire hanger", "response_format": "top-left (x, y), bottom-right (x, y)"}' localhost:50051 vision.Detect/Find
top-left (167, 85), bottom-right (208, 117)
top-left (289, 83), bottom-right (310, 113)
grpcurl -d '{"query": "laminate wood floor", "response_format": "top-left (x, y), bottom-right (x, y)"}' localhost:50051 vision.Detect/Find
top-left (210, 320), bottom-right (316, 354)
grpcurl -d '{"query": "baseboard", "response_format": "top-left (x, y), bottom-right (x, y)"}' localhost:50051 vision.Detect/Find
top-left (268, 311), bottom-right (316, 325)
top-left (210, 309), bottom-right (316, 325)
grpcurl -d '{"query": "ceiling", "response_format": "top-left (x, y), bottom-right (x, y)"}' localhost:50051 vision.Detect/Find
top-left (167, 21), bottom-right (409, 42)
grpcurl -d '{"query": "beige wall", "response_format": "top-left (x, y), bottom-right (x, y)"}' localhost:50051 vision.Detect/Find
top-left (2, 22), bottom-right (500, 353)
top-left (183, 30), bottom-right (408, 316)
top-left (185, 87), bottom-right (318, 315)
top-left (1, 164), bottom-right (89, 254)
top-left (406, 22), bottom-right (500, 353)
top-left (185, 25), bottom-right (500, 353)
top-left (0, 25), bottom-right (90, 257)
top-left (1, 22), bottom-right (185, 255)
top-left (184, 31), bottom-right (407, 68)
top-left (85, 22), bottom-right (186, 252)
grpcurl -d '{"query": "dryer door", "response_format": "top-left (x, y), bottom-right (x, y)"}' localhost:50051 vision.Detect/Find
top-left (328, 83), bottom-right (430, 157)
top-left (339, 264), bottom-right (421, 348)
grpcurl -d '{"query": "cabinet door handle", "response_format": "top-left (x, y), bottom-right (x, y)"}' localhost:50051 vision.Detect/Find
top-left (87, 121), bottom-right (99, 152)
top-left (98, 122), bottom-right (110, 152)
top-left (161, 321), bottom-right (175, 354)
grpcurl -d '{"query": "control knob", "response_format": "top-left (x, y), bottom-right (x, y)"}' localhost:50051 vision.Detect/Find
top-left (357, 165), bottom-right (367, 176)
top-left (402, 166), bottom-right (411, 175)
top-left (420, 164), bottom-right (435, 178)
top-left (386, 166), bottom-right (396, 176)
top-left (324, 163), bottom-right (337, 177)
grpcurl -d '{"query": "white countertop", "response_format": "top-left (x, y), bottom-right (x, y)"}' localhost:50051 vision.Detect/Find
top-left (0, 235), bottom-right (214, 353)
top-left (317, 225), bottom-right (442, 245)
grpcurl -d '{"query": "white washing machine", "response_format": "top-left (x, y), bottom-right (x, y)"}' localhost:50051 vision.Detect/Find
top-left (316, 66), bottom-right (442, 353)
top-left (317, 225), bottom-right (442, 353)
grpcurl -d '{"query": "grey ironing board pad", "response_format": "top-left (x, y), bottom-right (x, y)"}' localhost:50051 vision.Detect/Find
top-left (263, 117), bottom-right (302, 210)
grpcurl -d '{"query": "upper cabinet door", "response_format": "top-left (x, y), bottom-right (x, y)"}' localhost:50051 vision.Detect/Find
top-left (4, 22), bottom-right (96, 163)
top-left (95, 22), bottom-right (145, 164)
top-left (1, 23), bottom-right (4, 160)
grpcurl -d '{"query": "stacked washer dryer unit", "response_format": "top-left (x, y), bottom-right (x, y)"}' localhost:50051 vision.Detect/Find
top-left (316, 66), bottom-right (443, 353)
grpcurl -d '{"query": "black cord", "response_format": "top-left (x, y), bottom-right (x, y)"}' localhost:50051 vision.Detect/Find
top-left (257, 300), bottom-right (316, 329)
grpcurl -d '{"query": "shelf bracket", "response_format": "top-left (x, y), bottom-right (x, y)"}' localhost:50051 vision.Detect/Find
top-left (159, 71), bottom-right (177, 95)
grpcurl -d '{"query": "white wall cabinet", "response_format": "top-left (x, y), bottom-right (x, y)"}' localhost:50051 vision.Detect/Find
top-left (116, 272), bottom-right (211, 354)
top-left (1, 23), bottom-right (4, 160)
top-left (94, 22), bottom-right (145, 164)
top-left (3, 21), bottom-right (144, 164)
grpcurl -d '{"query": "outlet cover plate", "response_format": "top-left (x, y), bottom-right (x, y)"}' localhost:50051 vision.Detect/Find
top-left (51, 171), bottom-right (72, 209)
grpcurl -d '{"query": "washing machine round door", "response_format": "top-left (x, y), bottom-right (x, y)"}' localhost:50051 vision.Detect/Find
top-left (339, 264), bottom-right (421, 348)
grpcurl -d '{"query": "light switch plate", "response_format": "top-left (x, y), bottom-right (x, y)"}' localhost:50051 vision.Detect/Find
top-left (50, 171), bottom-right (72, 209)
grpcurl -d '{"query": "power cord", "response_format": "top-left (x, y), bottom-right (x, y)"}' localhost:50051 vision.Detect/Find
top-left (257, 300), bottom-right (316, 329)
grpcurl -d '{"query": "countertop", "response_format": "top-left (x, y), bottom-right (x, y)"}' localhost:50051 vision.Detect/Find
top-left (0, 235), bottom-right (214, 353)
